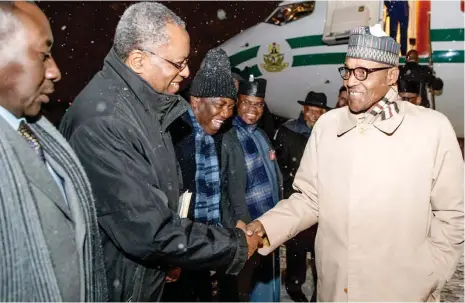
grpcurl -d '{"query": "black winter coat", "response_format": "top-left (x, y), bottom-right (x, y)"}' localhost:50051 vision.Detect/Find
top-left (274, 125), bottom-right (309, 198)
top-left (59, 48), bottom-right (247, 302)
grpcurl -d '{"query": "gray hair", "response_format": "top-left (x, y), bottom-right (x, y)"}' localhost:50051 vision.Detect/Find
top-left (114, 2), bottom-right (186, 61)
top-left (0, 2), bottom-right (27, 68)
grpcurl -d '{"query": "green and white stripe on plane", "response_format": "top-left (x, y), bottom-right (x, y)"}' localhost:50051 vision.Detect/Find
top-left (229, 28), bottom-right (464, 77)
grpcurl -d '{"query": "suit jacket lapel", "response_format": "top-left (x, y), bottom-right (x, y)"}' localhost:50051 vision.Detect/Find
top-left (0, 117), bottom-right (72, 218)
top-left (33, 118), bottom-right (89, 298)
top-left (46, 152), bottom-right (86, 297)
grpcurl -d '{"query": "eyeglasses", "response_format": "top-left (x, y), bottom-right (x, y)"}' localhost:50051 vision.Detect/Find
top-left (338, 66), bottom-right (391, 81)
top-left (140, 49), bottom-right (189, 71)
top-left (241, 99), bottom-right (265, 109)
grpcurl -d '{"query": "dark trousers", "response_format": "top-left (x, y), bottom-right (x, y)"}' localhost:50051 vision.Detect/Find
top-left (216, 274), bottom-right (241, 301)
top-left (235, 250), bottom-right (280, 302)
top-left (161, 269), bottom-right (213, 302)
top-left (162, 269), bottom-right (241, 302)
top-left (389, 11), bottom-right (409, 55)
top-left (285, 224), bottom-right (318, 301)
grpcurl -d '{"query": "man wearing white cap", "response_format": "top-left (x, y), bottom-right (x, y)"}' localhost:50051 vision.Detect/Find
top-left (246, 24), bottom-right (464, 301)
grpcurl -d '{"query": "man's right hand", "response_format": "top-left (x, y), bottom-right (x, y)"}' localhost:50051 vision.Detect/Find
top-left (236, 220), bottom-right (262, 259)
top-left (246, 220), bottom-right (270, 247)
top-left (245, 220), bottom-right (265, 237)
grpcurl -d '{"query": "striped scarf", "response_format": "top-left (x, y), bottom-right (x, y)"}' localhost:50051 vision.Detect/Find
top-left (0, 117), bottom-right (108, 301)
top-left (233, 116), bottom-right (275, 220)
top-left (362, 87), bottom-right (400, 124)
top-left (188, 109), bottom-right (221, 226)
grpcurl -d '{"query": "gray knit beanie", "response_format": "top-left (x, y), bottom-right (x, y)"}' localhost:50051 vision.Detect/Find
top-left (190, 48), bottom-right (237, 100)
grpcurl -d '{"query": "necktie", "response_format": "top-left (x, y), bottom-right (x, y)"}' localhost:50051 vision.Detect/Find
top-left (18, 121), bottom-right (46, 161)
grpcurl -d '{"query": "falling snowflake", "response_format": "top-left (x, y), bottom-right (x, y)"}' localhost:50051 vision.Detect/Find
top-left (217, 9), bottom-right (227, 20)
top-left (61, 25), bottom-right (67, 31)
top-left (96, 102), bottom-right (106, 112)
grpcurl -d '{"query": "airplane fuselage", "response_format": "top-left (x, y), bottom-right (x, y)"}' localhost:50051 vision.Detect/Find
top-left (221, 0), bottom-right (464, 136)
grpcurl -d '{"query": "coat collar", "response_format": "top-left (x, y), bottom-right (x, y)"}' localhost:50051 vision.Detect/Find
top-left (283, 112), bottom-right (312, 138)
top-left (0, 105), bottom-right (25, 130)
top-left (103, 48), bottom-right (189, 131)
top-left (337, 89), bottom-right (405, 136)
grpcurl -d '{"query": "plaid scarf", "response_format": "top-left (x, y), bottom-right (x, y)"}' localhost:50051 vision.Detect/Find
top-left (362, 87), bottom-right (400, 124)
top-left (188, 109), bottom-right (221, 226)
top-left (233, 116), bottom-right (275, 220)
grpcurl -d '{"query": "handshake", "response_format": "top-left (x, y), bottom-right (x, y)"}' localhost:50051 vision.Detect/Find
top-left (165, 220), bottom-right (268, 283)
top-left (236, 220), bottom-right (268, 259)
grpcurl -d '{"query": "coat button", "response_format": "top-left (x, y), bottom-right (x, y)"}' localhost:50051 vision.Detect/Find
top-left (344, 288), bottom-right (348, 294)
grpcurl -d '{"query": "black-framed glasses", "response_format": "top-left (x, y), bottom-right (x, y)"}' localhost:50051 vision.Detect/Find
top-left (140, 49), bottom-right (189, 71)
top-left (338, 66), bottom-right (391, 81)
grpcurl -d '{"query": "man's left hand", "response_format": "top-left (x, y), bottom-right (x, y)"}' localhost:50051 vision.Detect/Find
top-left (165, 267), bottom-right (181, 283)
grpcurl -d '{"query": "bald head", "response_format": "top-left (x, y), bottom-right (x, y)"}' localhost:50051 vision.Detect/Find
top-left (14, 2), bottom-right (53, 50)
top-left (0, 2), bottom-right (61, 118)
top-left (0, 2), bottom-right (25, 68)
top-left (0, 2), bottom-right (49, 25)
top-left (15, 2), bottom-right (50, 31)
top-left (0, 2), bottom-right (51, 64)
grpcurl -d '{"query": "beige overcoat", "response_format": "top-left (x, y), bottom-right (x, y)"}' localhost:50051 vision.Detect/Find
top-left (258, 93), bottom-right (464, 302)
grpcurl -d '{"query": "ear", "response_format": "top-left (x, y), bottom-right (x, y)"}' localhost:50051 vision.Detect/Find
top-left (387, 67), bottom-right (400, 86)
top-left (190, 96), bottom-right (200, 109)
top-left (125, 50), bottom-right (145, 74)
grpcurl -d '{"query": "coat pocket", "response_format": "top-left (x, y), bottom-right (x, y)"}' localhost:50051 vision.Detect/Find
top-left (418, 241), bottom-right (440, 301)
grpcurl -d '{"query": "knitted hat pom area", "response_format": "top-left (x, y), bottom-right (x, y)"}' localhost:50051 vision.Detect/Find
top-left (190, 48), bottom-right (237, 100)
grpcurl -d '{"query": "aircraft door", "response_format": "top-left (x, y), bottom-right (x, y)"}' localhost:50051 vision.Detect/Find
top-left (384, 0), bottom-right (432, 57)
top-left (322, 1), bottom-right (384, 45)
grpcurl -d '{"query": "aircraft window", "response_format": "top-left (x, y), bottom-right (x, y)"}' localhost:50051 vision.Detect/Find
top-left (266, 1), bottom-right (315, 26)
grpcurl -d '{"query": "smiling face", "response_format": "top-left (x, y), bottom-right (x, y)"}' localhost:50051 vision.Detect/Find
top-left (237, 94), bottom-right (265, 125)
top-left (344, 58), bottom-right (399, 113)
top-left (0, 2), bottom-right (61, 118)
top-left (303, 105), bottom-right (325, 127)
top-left (191, 96), bottom-right (235, 135)
top-left (126, 23), bottom-right (190, 95)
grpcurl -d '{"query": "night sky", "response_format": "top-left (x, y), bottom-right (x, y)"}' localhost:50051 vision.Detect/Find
top-left (36, 1), bottom-right (280, 125)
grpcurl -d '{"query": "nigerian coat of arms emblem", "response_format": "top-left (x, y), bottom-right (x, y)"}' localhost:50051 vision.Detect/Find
top-left (260, 42), bottom-right (289, 73)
